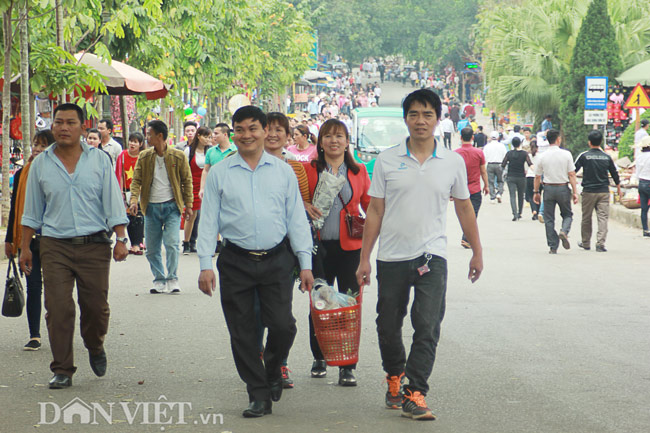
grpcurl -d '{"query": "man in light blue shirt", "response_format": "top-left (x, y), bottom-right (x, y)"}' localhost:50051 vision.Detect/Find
top-left (198, 106), bottom-right (313, 418)
top-left (20, 103), bottom-right (129, 390)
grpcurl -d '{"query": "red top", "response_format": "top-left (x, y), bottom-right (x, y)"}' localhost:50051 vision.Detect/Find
top-left (303, 161), bottom-right (371, 251)
top-left (454, 144), bottom-right (485, 195)
top-left (189, 153), bottom-right (203, 210)
top-left (115, 150), bottom-right (139, 190)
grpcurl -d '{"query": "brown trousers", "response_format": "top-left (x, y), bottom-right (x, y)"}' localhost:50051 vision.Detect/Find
top-left (40, 237), bottom-right (112, 376)
top-left (581, 192), bottom-right (610, 248)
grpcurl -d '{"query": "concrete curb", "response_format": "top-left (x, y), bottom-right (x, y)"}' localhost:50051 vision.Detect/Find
top-left (610, 202), bottom-right (643, 230)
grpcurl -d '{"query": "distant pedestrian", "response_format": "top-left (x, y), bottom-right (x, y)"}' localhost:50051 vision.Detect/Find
top-left (129, 120), bottom-right (194, 294)
top-left (97, 119), bottom-right (123, 164)
top-left (525, 140), bottom-right (541, 220)
top-left (541, 114), bottom-right (553, 132)
top-left (574, 130), bottom-right (622, 252)
top-left (20, 103), bottom-right (129, 389)
top-left (175, 121), bottom-right (198, 152)
top-left (634, 136), bottom-right (650, 237)
top-left (483, 131), bottom-right (506, 203)
top-left (502, 137), bottom-right (532, 220)
top-left (455, 127), bottom-right (489, 248)
top-left (473, 125), bottom-right (487, 148)
top-left (533, 129), bottom-right (578, 254)
top-left (450, 103), bottom-right (460, 130)
top-left (634, 119), bottom-right (649, 161)
top-left (439, 113), bottom-right (454, 150)
top-left (115, 132), bottom-right (146, 255)
top-left (5, 130), bottom-right (55, 352)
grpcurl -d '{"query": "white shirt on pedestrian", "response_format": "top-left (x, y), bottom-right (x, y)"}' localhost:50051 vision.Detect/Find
top-left (368, 139), bottom-right (469, 262)
top-left (483, 139), bottom-right (507, 163)
top-left (149, 155), bottom-right (175, 203)
top-left (102, 138), bottom-right (122, 164)
top-left (634, 128), bottom-right (649, 160)
top-left (534, 145), bottom-right (575, 183)
top-left (636, 151), bottom-right (650, 181)
top-left (439, 118), bottom-right (454, 134)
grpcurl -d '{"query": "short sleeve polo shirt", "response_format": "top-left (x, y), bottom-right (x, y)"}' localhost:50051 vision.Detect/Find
top-left (369, 139), bottom-right (470, 261)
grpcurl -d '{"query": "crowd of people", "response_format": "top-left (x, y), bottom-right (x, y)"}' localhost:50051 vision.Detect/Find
top-left (447, 109), bottom-right (638, 255)
top-left (3, 75), bottom-right (647, 424)
top-left (4, 88), bottom-right (486, 423)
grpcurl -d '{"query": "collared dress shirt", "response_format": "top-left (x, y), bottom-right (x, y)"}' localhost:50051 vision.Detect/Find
top-left (22, 141), bottom-right (129, 238)
top-left (198, 151), bottom-right (312, 271)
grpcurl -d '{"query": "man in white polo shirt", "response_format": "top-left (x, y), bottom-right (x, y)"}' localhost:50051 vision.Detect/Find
top-left (356, 89), bottom-right (483, 421)
top-left (533, 129), bottom-right (578, 254)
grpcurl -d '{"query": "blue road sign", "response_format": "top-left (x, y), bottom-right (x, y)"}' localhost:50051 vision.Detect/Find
top-left (585, 76), bottom-right (609, 110)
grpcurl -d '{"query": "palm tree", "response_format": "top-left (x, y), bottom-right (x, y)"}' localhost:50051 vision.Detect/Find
top-left (477, 0), bottom-right (650, 124)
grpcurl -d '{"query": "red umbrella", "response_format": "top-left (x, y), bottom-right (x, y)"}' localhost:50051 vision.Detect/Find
top-left (74, 52), bottom-right (169, 100)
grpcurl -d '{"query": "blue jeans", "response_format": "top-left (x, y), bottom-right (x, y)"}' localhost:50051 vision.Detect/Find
top-left (144, 201), bottom-right (181, 282)
top-left (639, 180), bottom-right (650, 231)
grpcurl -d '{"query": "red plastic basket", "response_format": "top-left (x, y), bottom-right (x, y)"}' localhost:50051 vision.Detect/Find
top-left (310, 287), bottom-right (363, 367)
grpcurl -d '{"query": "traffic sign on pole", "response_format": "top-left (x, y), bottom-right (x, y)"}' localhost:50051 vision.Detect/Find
top-left (623, 83), bottom-right (650, 109)
top-left (584, 110), bottom-right (607, 125)
top-left (585, 76), bottom-right (609, 110)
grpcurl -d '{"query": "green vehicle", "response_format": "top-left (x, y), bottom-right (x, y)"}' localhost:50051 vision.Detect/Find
top-left (351, 107), bottom-right (409, 178)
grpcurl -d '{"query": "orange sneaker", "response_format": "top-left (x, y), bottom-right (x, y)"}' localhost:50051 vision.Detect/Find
top-left (281, 365), bottom-right (294, 389)
top-left (401, 389), bottom-right (436, 420)
top-left (385, 373), bottom-right (405, 409)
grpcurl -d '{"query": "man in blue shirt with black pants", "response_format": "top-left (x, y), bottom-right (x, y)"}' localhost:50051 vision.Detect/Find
top-left (20, 103), bottom-right (129, 390)
top-left (198, 106), bottom-right (314, 418)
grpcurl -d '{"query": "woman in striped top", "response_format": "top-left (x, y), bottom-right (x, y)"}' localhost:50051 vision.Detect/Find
top-left (265, 112), bottom-right (311, 204)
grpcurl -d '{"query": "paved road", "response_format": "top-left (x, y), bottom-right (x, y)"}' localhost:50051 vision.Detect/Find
top-left (1, 81), bottom-right (649, 433)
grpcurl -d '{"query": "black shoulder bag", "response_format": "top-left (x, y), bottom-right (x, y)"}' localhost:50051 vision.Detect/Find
top-left (2, 258), bottom-right (25, 317)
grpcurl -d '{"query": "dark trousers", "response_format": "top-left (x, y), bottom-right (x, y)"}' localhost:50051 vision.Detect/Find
top-left (309, 240), bottom-right (360, 368)
top-left (217, 245), bottom-right (297, 401)
top-left (40, 237), bottom-right (111, 377)
top-left (543, 185), bottom-right (573, 250)
top-left (462, 192), bottom-right (481, 242)
top-left (443, 132), bottom-right (452, 150)
top-left (127, 212), bottom-right (145, 246)
top-left (507, 176), bottom-right (526, 217)
top-left (376, 254), bottom-right (447, 395)
top-left (525, 177), bottom-right (540, 215)
top-left (639, 180), bottom-right (650, 231)
top-left (26, 238), bottom-right (43, 339)
top-left (190, 209), bottom-right (200, 245)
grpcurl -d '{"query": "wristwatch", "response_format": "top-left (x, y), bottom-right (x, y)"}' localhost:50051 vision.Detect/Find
top-left (533, 191), bottom-right (540, 194)
top-left (115, 236), bottom-right (128, 245)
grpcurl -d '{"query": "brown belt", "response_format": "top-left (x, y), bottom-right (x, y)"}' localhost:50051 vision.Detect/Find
top-left (543, 182), bottom-right (568, 186)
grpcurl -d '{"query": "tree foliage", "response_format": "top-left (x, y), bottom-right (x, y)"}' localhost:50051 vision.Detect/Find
top-left (477, 0), bottom-right (650, 126)
top-left (298, 0), bottom-right (478, 68)
top-left (559, 0), bottom-right (623, 154)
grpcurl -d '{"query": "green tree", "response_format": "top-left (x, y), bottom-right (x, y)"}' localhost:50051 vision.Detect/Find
top-left (477, 0), bottom-right (650, 128)
top-left (558, 0), bottom-right (623, 154)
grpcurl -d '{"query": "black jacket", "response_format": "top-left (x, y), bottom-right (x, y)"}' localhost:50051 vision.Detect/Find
top-left (574, 148), bottom-right (620, 193)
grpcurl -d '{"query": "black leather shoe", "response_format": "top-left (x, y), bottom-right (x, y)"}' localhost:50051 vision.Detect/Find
top-left (89, 351), bottom-right (107, 377)
top-left (269, 378), bottom-right (283, 402)
top-left (338, 368), bottom-right (357, 386)
top-left (242, 400), bottom-right (272, 418)
top-left (49, 374), bottom-right (72, 389)
top-left (311, 359), bottom-right (327, 378)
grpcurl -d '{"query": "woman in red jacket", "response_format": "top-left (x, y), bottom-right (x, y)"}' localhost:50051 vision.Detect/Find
top-left (304, 118), bottom-right (371, 386)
